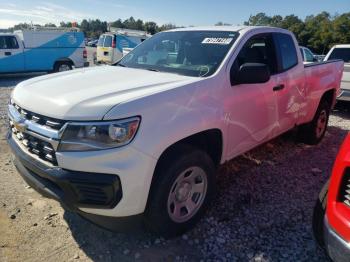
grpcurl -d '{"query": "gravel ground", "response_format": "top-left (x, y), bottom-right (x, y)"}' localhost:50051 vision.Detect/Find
top-left (0, 73), bottom-right (349, 262)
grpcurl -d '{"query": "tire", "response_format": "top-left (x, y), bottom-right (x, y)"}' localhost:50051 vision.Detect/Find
top-left (53, 61), bottom-right (72, 72)
top-left (298, 100), bottom-right (330, 145)
top-left (144, 144), bottom-right (216, 237)
top-left (312, 180), bottom-right (329, 248)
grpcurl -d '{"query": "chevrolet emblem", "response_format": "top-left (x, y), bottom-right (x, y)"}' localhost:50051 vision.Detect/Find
top-left (13, 119), bottom-right (27, 133)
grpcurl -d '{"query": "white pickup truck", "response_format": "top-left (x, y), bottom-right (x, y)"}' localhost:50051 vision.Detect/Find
top-left (7, 26), bottom-right (343, 237)
top-left (324, 44), bottom-right (350, 101)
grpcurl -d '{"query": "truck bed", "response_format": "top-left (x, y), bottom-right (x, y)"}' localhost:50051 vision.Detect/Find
top-left (302, 59), bottom-right (344, 122)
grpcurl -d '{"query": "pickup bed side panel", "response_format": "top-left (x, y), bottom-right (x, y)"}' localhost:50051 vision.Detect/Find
top-left (300, 61), bottom-right (343, 124)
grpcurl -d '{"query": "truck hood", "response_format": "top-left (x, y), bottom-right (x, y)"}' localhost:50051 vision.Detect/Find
top-left (12, 66), bottom-right (198, 120)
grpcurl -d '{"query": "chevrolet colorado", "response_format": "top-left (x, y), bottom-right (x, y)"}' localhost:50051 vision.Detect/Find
top-left (7, 26), bottom-right (344, 236)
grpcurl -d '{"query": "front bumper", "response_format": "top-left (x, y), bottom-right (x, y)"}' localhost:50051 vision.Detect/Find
top-left (7, 133), bottom-right (143, 231)
top-left (337, 88), bottom-right (350, 102)
top-left (324, 217), bottom-right (350, 262)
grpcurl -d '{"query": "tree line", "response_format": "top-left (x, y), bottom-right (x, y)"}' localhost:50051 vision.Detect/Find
top-left (8, 17), bottom-right (177, 39)
top-left (7, 12), bottom-right (350, 54)
top-left (243, 12), bottom-right (350, 54)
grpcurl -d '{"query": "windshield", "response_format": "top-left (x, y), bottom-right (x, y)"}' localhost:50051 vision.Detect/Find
top-left (118, 31), bottom-right (239, 77)
top-left (329, 48), bottom-right (350, 63)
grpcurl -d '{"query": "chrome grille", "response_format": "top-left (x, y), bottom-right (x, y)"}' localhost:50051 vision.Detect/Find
top-left (339, 168), bottom-right (350, 208)
top-left (10, 119), bottom-right (58, 165)
top-left (12, 103), bottom-right (66, 130)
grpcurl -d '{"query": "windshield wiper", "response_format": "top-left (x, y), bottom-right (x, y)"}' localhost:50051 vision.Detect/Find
top-left (113, 61), bottom-right (127, 67)
top-left (145, 68), bottom-right (160, 72)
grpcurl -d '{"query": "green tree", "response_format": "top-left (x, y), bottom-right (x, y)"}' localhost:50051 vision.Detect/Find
top-left (144, 21), bottom-right (158, 34)
top-left (280, 15), bottom-right (306, 46)
top-left (110, 19), bottom-right (124, 28)
top-left (44, 23), bottom-right (56, 27)
top-left (80, 19), bottom-right (90, 35)
top-left (244, 13), bottom-right (271, 26)
top-left (333, 13), bottom-right (350, 46)
top-left (304, 12), bottom-right (333, 53)
top-left (159, 23), bottom-right (177, 31)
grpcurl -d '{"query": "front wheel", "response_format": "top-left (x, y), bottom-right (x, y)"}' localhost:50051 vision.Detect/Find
top-left (53, 61), bottom-right (72, 72)
top-left (298, 100), bottom-right (330, 145)
top-left (144, 145), bottom-right (215, 237)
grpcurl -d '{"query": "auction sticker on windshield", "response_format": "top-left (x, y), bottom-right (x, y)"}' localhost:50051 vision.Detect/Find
top-left (202, 38), bottom-right (233, 44)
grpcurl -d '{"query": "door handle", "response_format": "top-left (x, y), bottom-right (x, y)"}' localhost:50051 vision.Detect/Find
top-left (273, 84), bottom-right (285, 91)
top-left (4, 52), bottom-right (11, 56)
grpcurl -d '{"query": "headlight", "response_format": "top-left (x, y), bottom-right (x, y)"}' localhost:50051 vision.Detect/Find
top-left (58, 117), bottom-right (140, 152)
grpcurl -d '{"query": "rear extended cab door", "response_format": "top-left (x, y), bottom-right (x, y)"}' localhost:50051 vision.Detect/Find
top-left (271, 32), bottom-right (306, 134)
top-left (0, 35), bottom-right (24, 73)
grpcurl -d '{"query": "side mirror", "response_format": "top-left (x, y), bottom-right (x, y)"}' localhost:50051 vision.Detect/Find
top-left (232, 63), bottom-right (270, 85)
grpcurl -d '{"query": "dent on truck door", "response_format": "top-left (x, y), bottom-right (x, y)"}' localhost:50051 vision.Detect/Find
top-left (225, 33), bottom-right (279, 158)
top-left (273, 33), bottom-right (305, 133)
top-left (0, 36), bottom-right (24, 72)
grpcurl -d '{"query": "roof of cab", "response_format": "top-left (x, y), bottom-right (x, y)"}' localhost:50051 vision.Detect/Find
top-left (333, 44), bottom-right (350, 48)
top-left (167, 25), bottom-right (279, 33)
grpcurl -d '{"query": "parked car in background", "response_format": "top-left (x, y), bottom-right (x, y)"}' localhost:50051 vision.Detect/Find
top-left (96, 28), bottom-right (150, 64)
top-left (324, 45), bottom-right (350, 102)
top-left (315, 54), bottom-right (326, 62)
top-left (313, 133), bottom-right (350, 262)
top-left (300, 46), bottom-right (318, 63)
top-left (0, 28), bottom-right (88, 73)
top-left (87, 39), bottom-right (98, 47)
top-left (7, 26), bottom-right (343, 237)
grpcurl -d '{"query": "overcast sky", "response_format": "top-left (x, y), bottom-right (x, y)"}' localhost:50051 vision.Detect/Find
top-left (0, 0), bottom-right (349, 29)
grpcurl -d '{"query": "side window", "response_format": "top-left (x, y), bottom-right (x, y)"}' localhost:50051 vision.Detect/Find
top-left (0, 37), bottom-right (6, 49)
top-left (304, 49), bottom-right (314, 62)
top-left (230, 33), bottom-right (278, 85)
top-left (97, 35), bottom-right (105, 47)
top-left (0, 36), bottom-right (19, 49)
top-left (103, 35), bottom-right (113, 47)
top-left (328, 48), bottom-right (350, 62)
top-left (275, 33), bottom-right (298, 71)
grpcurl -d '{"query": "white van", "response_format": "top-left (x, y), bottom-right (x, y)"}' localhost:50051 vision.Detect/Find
top-left (0, 27), bottom-right (88, 73)
top-left (96, 28), bottom-right (150, 64)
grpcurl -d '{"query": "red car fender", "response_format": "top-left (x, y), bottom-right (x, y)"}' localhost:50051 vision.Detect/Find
top-left (327, 133), bottom-right (350, 242)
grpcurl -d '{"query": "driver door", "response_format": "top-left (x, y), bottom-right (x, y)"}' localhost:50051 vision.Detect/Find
top-left (224, 33), bottom-right (280, 159)
top-left (0, 35), bottom-right (24, 72)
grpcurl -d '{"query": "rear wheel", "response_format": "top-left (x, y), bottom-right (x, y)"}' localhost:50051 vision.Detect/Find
top-left (53, 61), bottom-right (72, 72)
top-left (144, 145), bottom-right (215, 237)
top-left (298, 100), bottom-right (330, 145)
